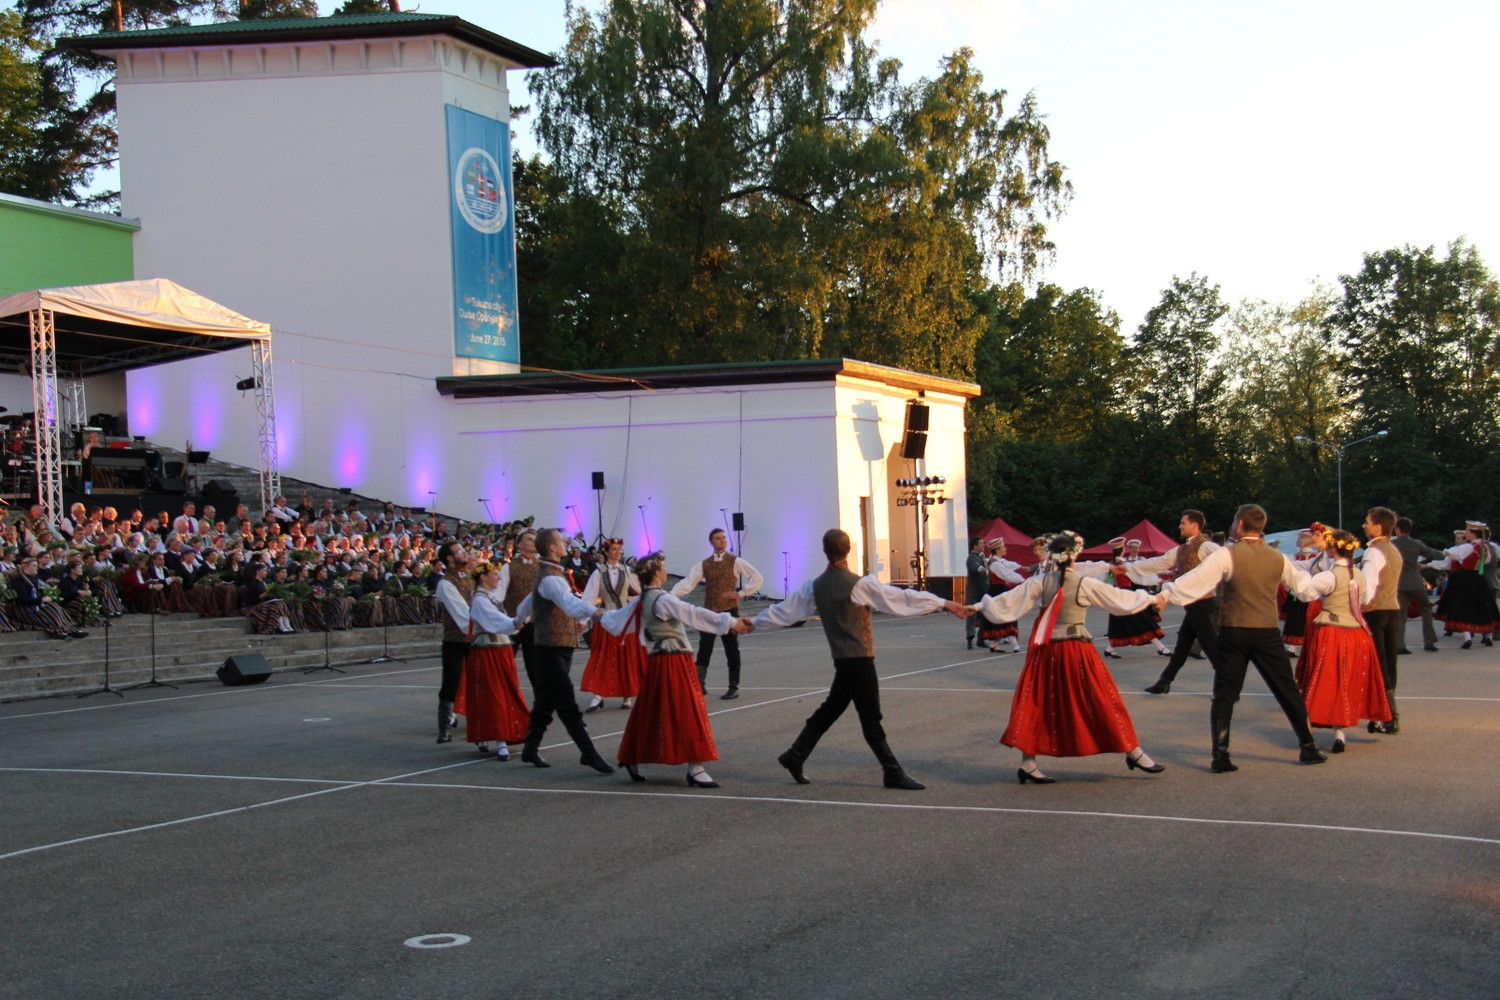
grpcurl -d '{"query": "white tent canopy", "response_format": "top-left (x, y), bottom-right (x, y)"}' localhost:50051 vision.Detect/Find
top-left (0, 278), bottom-right (278, 522)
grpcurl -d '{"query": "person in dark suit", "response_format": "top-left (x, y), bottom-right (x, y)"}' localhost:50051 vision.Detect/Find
top-left (964, 536), bottom-right (988, 649)
top-left (1392, 518), bottom-right (1446, 652)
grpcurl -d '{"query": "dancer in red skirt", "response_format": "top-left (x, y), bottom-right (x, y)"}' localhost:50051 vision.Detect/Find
top-left (1102, 538), bottom-right (1170, 659)
top-left (464, 561), bottom-right (530, 760)
top-left (580, 538), bottom-right (645, 713)
top-left (978, 538), bottom-right (1025, 653)
top-left (597, 552), bottom-right (747, 788)
top-left (1435, 521), bottom-right (1499, 647)
top-left (971, 531), bottom-right (1166, 784)
top-left (1290, 529), bottom-right (1392, 753)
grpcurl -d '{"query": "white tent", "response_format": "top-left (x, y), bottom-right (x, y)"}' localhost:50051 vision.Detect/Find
top-left (0, 278), bottom-right (277, 521)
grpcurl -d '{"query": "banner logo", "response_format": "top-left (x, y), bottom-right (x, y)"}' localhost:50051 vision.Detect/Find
top-left (454, 147), bottom-right (509, 234)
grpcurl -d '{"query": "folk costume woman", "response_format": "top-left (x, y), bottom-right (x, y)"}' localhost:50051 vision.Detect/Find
top-left (1290, 529), bottom-right (1392, 753)
top-left (580, 538), bottom-right (646, 713)
top-left (1435, 522), bottom-right (1499, 647)
top-left (1102, 538), bottom-right (1169, 659)
top-left (596, 552), bottom-right (744, 788)
top-left (464, 561), bottom-right (530, 759)
top-left (977, 538), bottom-right (1025, 654)
top-left (973, 531), bottom-right (1165, 784)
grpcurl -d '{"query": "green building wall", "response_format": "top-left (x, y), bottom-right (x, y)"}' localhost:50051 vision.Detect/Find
top-left (0, 192), bottom-right (138, 297)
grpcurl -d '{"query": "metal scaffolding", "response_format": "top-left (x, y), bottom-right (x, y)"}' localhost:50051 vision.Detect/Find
top-left (251, 337), bottom-right (281, 513)
top-left (28, 308), bottom-right (62, 524)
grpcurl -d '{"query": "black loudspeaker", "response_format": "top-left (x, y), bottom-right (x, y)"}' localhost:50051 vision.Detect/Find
top-left (905, 402), bottom-right (930, 432)
top-left (218, 653), bottom-right (273, 686)
top-left (732, 512), bottom-right (745, 532)
top-left (900, 431), bottom-right (927, 460)
top-left (157, 476), bottom-right (187, 495)
top-left (203, 479), bottom-right (238, 497)
top-left (591, 471), bottom-right (605, 491)
top-left (164, 461), bottom-right (186, 478)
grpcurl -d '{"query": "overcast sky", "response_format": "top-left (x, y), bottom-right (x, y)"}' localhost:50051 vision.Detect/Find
top-left (463, 0), bottom-right (1498, 331)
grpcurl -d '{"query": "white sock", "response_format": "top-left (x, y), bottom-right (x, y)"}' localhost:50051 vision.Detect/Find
top-left (476, 742), bottom-right (489, 752)
top-left (1021, 754), bottom-right (1048, 778)
top-left (1152, 639), bottom-right (1167, 652)
top-left (1127, 747), bottom-right (1156, 768)
top-left (496, 744), bottom-right (510, 759)
top-left (1333, 729), bottom-right (1345, 744)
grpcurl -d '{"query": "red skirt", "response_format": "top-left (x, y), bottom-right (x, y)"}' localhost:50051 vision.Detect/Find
top-left (616, 651), bottom-right (718, 765)
top-left (462, 645), bottom-right (530, 745)
top-left (979, 620), bottom-right (1019, 641)
top-left (1001, 639), bottom-right (1139, 756)
top-left (1297, 625), bottom-right (1392, 727)
top-left (579, 627), bottom-right (648, 697)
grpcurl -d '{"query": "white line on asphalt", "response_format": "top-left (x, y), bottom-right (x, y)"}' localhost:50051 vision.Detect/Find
top-left (371, 780), bottom-right (1500, 848)
top-left (0, 767), bottom-right (352, 785)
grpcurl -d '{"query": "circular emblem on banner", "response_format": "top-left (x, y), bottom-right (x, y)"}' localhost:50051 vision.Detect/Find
top-left (454, 147), bottom-right (508, 234)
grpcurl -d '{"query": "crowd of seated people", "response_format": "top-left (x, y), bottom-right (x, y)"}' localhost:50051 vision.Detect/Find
top-left (0, 494), bottom-right (624, 640)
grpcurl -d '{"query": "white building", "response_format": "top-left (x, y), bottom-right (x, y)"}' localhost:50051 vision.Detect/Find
top-left (64, 13), bottom-right (977, 593)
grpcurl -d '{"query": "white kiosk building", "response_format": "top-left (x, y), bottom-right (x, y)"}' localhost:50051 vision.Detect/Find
top-left (65, 12), bottom-right (977, 593)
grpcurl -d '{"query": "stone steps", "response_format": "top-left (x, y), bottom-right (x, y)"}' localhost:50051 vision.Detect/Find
top-left (0, 616), bottom-right (440, 700)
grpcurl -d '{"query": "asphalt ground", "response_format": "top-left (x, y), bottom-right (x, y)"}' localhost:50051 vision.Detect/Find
top-left (2, 605), bottom-right (1498, 1000)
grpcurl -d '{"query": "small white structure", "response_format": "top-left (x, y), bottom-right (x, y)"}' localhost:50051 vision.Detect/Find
top-left (65, 15), bottom-right (980, 594)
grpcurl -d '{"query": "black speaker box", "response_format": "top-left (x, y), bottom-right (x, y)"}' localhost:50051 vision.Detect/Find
top-left (218, 653), bottom-right (273, 686)
top-left (905, 402), bottom-right (930, 432)
top-left (732, 512), bottom-right (745, 532)
top-left (203, 479), bottom-right (238, 497)
top-left (900, 431), bottom-right (927, 460)
top-left (157, 477), bottom-right (187, 495)
top-left (591, 471), bottom-right (605, 490)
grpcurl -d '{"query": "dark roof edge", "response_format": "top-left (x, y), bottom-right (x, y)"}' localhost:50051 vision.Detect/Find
top-left (60, 16), bottom-right (556, 69)
top-left (436, 358), bottom-right (981, 400)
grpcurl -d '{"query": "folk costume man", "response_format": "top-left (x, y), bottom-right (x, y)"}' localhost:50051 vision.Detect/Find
top-left (497, 529), bottom-right (539, 666)
top-left (1156, 504), bottom-right (1326, 772)
top-left (1359, 507), bottom-right (1405, 735)
top-left (1122, 510), bottom-right (1222, 694)
top-left (433, 541), bottom-right (474, 744)
top-left (514, 528), bottom-right (614, 774)
top-left (752, 529), bottom-right (967, 791)
top-left (671, 528), bottom-right (763, 699)
top-left (964, 536), bottom-right (988, 649)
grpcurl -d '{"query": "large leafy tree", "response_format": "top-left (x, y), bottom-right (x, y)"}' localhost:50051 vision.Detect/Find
top-left (525, 0), bottom-right (1069, 376)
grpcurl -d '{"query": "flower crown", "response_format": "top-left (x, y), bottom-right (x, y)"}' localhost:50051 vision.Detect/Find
top-left (1329, 533), bottom-right (1359, 557)
top-left (1308, 522), bottom-right (1335, 543)
top-left (1044, 530), bottom-right (1085, 565)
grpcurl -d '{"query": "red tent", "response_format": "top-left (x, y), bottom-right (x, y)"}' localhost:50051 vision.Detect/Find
top-left (969, 516), bottom-right (1035, 551)
top-left (1079, 519), bottom-right (1178, 559)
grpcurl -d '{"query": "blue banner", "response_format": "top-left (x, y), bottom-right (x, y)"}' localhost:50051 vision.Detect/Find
top-left (446, 105), bottom-right (519, 364)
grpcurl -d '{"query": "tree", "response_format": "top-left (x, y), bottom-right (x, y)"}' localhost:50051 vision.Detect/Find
top-left (1326, 240), bottom-right (1500, 530)
top-left (525, 1), bottom-right (1069, 375)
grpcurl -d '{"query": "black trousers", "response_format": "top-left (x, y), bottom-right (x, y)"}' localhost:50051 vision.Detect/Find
top-left (801, 656), bottom-right (887, 750)
top-left (1157, 598), bottom-right (1221, 683)
top-left (522, 644), bottom-right (593, 752)
top-left (438, 640), bottom-right (468, 704)
top-left (1212, 626), bottom-right (1314, 745)
top-left (697, 604), bottom-right (741, 690)
top-left (1364, 608), bottom-right (1402, 690)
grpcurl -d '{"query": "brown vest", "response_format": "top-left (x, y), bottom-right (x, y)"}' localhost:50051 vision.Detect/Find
top-left (1218, 541), bottom-right (1284, 629)
top-left (531, 562), bottom-right (579, 648)
top-left (503, 558), bottom-right (537, 616)
top-left (1365, 537), bottom-right (1402, 611)
top-left (702, 554), bottom-right (739, 612)
top-left (1174, 535), bottom-right (1206, 577)
top-left (1313, 564), bottom-right (1359, 628)
top-left (812, 565), bottom-right (874, 659)
top-left (439, 576), bottom-right (475, 645)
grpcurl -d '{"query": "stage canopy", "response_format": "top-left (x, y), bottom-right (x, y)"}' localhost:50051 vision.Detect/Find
top-left (1080, 518), bottom-right (1178, 559)
top-left (969, 515), bottom-right (1034, 551)
top-left (0, 278), bottom-right (277, 522)
top-left (0, 278), bottom-right (270, 377)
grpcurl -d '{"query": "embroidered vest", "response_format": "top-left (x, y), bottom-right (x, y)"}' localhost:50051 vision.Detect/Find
top-left (640, 588), bottom-right (693, 655)
top-left (531, 563), bottom-right (579, 648)
top-left (1218, 542), bottom-right (1283, 629)
top-left (812, 565), bottom-right (874, 659)
top-left (1174, 535), bottom-right (1206, 576)
top-left (599, 564), bottom-right (631, 610)
top-left (471, 587), bottom-right (511, 647)
top-left (1313, 564), bottom-right (1359, 628)
top-left (439, 576), bottom-right (475, 645)
top-left (503, 558), bottom-right (537, 616)
top-left (1038, 570), bottom-right (1092, 641)
top-left (1366, 537), bottom-right (1402, 611)
top-left (702, 554), bottom-right (739, 612)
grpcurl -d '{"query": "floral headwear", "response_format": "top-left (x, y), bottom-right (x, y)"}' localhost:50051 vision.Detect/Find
top-left (1044, 530), bottom-right (1085, 565)
top-left (1308, 522), bottom-right (1335, 545)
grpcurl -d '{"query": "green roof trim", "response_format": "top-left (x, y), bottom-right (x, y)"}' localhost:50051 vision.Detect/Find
top-left (0, 191), bottom-right (141, 232)
top-left (436, 358), bottom-right (981, 400)
top-left (60, 12), bottom-right (555, 68)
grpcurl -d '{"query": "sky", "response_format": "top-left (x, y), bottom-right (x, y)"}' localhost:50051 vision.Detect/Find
top-left (452, 0), bottom-right (1500, 330)
top-left (38, 0), bottom-right (1500, 331)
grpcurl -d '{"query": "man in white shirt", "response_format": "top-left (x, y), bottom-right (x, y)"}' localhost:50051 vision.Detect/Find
top-left (671, 528), bottom-right (763, 700)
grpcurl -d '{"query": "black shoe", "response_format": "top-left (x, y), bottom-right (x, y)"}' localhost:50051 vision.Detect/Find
top-left (69, 631), bottom-right (89, 639)
top-left (1397, 648), bottom-right (1412, 655)
top-left (720, 688), bottom-right (739, 700)
top-left (1484, 637), bottom-right (1494, 647)
top-left (1330, 738), bottom-right (1346, 753)
top-left (584, 695), bottom-right (605, 714)
top-left (581, 751), bottom-right (615, 774)
top-left (686, 771), bottom-right (720, 788)
top-left (1210, 755), bottom-right (1238, 773)
top-left (1462, 639), bottom-right (1473, 649)
top-left (778, 748), bottom-right (810, 784)
top-left (435, 733), bottom-right (452, 744)
top-left (1157, 649), bottom-right (1172, 657)
top-left (624, 763), bottom-right (645, 782)
top-left (1144, 682), bottom-right (1171, 695)
top-left (966, 638), bottom-right (974, 649)
top-left (1103, 649), bottom-right (1122, 659)
top-left (1188, 651), bottom-right (1206, 660)
top-left (1368, 720), bottom-right (1385, 734)
top-left (1424, 644), bottom-right (1439, 652)
top-left (1126, 753), bottom-right (1165, 774)
top-left (1017, 767), bottom-right (1055, 785)
top-left (520, 748), bottom-right (550, 768)
top-left (1383, 720), bottom-right (1400, 735)
top-left (883, 766), bottom-right (925, 790)
top-left (1299, 744), bottom-right (1328, 764)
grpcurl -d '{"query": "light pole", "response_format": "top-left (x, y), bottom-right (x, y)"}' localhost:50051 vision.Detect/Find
top-left (1293, 430), bottom-right (1389, 528)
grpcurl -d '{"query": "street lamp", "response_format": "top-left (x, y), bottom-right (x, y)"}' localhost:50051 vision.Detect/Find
top-left (1293, 430), bottom-right (1389, 528)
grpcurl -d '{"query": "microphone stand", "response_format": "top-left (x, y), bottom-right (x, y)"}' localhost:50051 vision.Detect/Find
top-left (303, 623), bottom-right (345, 674)
top-left (76, 617), bottom-right (122, 698)
top-left (357, 598), bottom-right (406, 664)
top-left (124, 602), bottom-right (176, 691)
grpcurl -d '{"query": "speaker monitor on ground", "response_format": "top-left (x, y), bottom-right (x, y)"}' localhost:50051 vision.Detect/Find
top-left (217, 653), bottom-right (273, 686)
